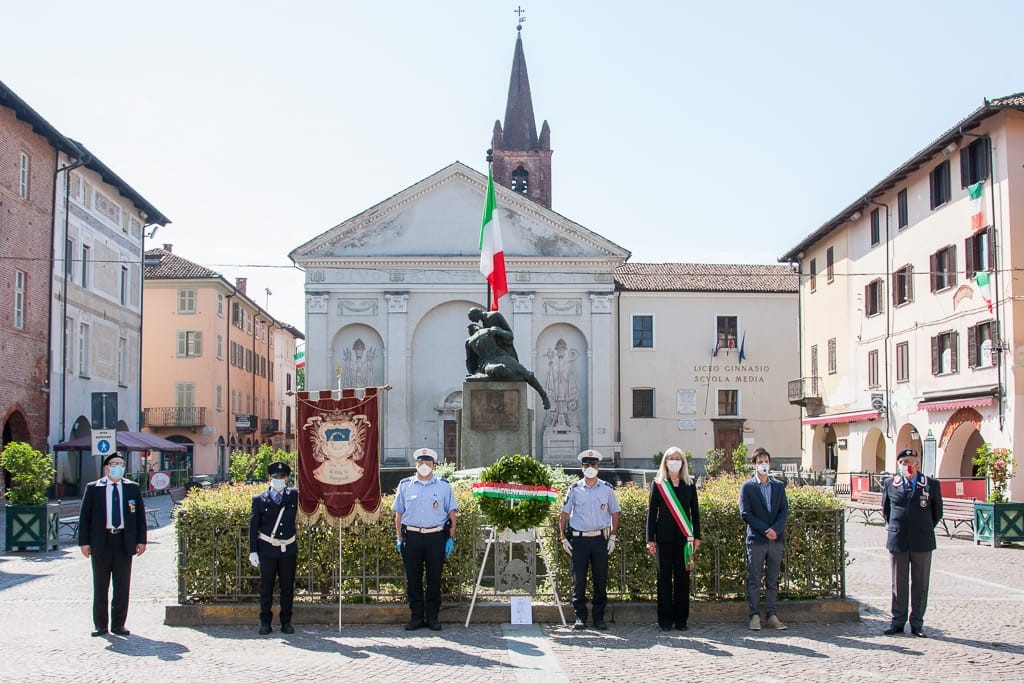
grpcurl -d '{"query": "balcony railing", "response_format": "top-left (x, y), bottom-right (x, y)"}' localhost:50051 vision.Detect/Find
top-left (235, 414), bottom-right (258, 433)
top-left (261, 418), bottom-right (279, 436)
top-left (788, 376), bottom-right (820, 402)
top-left (144, 407), bottom-right (207, 428)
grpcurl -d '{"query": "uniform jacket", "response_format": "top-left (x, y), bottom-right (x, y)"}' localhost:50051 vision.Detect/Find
top-left (249, 488), bottom-right (299, 558)
top-left (78, 477), bottom-right (147, 555)
top-left (882, 474), bottom-right (943, 553)
top-left (739, 476), bottom-right (789, 544)
top-left (646, 478), bottom-right (701, 543)
top-left (562, 478), bottom-right (620, 532)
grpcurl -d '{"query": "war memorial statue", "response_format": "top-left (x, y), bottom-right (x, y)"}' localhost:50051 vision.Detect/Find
top-left (464, 307), bottom-right (551, 410)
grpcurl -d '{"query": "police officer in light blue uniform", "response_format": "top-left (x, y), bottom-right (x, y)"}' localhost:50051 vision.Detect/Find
top-left (559, 449), bottom-right (621, 630)
top-left (393, 448), bottom-right (459, 631)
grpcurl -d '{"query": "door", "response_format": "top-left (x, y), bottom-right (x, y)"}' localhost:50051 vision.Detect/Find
top-left (443, 420), bottom-right (458, 464)
top-left (714, 426), bottom-right (742, 455)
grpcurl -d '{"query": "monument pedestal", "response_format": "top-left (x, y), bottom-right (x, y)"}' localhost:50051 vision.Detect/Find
top-left (459, 380), bottom-right (534, 469)
top-left (542, 428), bottom-right (580, 466)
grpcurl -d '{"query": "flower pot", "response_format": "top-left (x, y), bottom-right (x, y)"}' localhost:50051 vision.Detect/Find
top-left (4, 502), bottom-right (60, 551)
top-left (973, 501), bottom-right (1024, 547)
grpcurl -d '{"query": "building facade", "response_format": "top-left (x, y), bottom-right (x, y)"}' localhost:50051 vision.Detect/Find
top-left (783, 95), bottom-right (1024, 501)
top-left (142, 246), bottom-right (303, 480)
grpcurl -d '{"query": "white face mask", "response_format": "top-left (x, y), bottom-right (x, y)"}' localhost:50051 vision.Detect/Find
top-left (270, 478), bottom-right (287, 492)
top-left (899, 463), bottom-right (915, 477)
top-left (416, 463), bottom-right (433, 477)
top-left (666, 460), bottom-right (683, 473)
top-left (583, 467), bottom-right (598, 479)
top-left (756, 462), bottom-right (770, 475)
top-left (107, 465), bottom-right (125, 480)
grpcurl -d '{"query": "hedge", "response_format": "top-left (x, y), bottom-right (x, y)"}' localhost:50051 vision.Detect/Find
top-left (175, 475), bottom-right (843, 603)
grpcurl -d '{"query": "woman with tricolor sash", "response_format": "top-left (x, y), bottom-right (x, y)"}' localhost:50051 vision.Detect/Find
top-left (646, 446), bottom-right (701, 631)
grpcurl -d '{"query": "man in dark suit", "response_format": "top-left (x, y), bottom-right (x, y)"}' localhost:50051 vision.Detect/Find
top-left (739, 447), bottom-right (789, 631)
top-left (882, 448), bottom-right (943, 637)
top-left (79, 452), bottom-right (148, 637)
top-left (249, 461), bottom-right (299, 634)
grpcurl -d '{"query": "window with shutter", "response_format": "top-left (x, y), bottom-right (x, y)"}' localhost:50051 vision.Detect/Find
top-left (931, 335), bottom-right (940, 375)
top-left (897, 189), bottom-right (908, 229)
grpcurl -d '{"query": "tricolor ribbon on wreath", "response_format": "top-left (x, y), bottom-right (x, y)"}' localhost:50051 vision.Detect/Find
top-left (655, 479), bottom-right (696, 569)
top-left (472, 482), bottom-right (559, 502)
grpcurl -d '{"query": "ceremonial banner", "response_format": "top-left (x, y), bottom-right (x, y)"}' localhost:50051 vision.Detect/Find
top-left (297, 388), bottom-right (382, 524)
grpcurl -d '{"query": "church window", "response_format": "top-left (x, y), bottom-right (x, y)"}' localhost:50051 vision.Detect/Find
top-left (512, 166), bottom-right (529, 194)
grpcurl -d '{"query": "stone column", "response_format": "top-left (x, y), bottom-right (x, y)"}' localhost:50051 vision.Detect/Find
top-left (384, 293), bottom-right (409, 464)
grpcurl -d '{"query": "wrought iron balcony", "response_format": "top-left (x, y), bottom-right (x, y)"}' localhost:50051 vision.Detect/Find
top-left (788, 377), bottom-right (824, 414)
top-left (261, 418), bottom-right (279, 436)
top-left (144, 407), bottom-right (207, 428)
top-left (235, 414), bottom-right (258, 433)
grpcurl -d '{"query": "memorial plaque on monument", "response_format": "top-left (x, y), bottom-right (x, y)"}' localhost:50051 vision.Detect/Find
top-left (471, 389), bottom-right (520, 431)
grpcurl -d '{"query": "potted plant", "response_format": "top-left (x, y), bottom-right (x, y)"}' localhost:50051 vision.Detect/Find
top-left (971, 444), bottom-right (1022, 547)
top-left (1, 442), bottom-right (59, 551)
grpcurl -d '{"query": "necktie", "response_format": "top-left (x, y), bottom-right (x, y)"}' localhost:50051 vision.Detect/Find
top-left (111, 484), bottom-right (122, 528)
top-left (272, 490), bottom-right (281, 505)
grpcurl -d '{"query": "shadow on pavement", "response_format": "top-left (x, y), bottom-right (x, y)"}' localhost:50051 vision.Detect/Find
top-left (103, 634), bottom-right (190, 661)
top-left (829, 635), bottom-right (919, 655)
top-left (928, 633), bottom-right (1024, 655)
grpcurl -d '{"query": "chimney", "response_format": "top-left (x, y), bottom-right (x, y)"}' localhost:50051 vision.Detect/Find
top-left (235, 277), bottom-right (247, 295)
top-left (162, 243), bottom-right (173, 253)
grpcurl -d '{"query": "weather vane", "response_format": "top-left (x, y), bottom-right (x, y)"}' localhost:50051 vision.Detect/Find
top-left (514, 5), bottom-right (526, 31)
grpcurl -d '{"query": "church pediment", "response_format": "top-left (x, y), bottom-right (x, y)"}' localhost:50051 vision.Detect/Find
top-left (289, 162), bottom-right (629, 263)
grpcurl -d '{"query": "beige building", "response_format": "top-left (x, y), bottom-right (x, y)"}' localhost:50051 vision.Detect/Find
top-left (615, 264), bottom-right (800, 470)
top-left (142, 246), bottom-right (303, 479)
top-left (783, 93), bottom-right (1024, 500)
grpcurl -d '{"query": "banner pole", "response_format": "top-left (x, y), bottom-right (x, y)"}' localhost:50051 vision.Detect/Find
top-left (338, 517), bottom-right (343, 631)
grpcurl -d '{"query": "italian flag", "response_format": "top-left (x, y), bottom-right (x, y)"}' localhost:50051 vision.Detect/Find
top-left (294, 349), bottom-right (305, 369)
top-left (969, 181), bottom-right (986, 231)
top-left (479, 170), bottom-right (508, 311)
top-left (975, 271), bottom-right (993, 313)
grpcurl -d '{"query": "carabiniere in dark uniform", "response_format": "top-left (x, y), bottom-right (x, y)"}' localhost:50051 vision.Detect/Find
top-left (249, 461), bottom-right (299, 635)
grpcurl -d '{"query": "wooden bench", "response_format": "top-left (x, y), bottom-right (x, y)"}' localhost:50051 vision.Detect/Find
top-left (58, 500), bottom-right (82, 538)
top-left (940, 498), bottom-right (976, 538)
top-left (843, 491), bottom-right (884, 524)
top-left (169, 487), bottom-right (188, 511)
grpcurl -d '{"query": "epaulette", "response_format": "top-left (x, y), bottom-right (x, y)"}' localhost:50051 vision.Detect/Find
top-left (439, 477), bottom-right (450, 483)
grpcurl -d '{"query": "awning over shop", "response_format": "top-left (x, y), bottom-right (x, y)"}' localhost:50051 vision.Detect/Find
top-left (54, 431), bottom-right (187, 452)
top-left (802, 409), bottom-right (880, 426)
top-left (918, 395), bottom-right (994, 412)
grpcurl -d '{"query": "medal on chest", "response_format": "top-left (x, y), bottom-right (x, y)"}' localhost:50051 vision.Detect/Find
top-left (433, 500), bottom-right (439, 509)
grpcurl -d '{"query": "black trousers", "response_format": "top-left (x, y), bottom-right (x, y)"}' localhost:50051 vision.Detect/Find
top-left (259, 553), bottom-right (297, 625)
top-left (402, 531), bottom-right (445, 622)
top-left (91, 534), bottom-right (133, 631)
top-left (890, 550), bottom-right (932, 630)
top-left (570, 536), bottom-right (609, 622)
top-left (655, 540), bottom-right (691, 628)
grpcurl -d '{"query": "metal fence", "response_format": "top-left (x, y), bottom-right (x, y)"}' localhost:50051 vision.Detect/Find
top-left (176, 509), bottom-right (846, 604)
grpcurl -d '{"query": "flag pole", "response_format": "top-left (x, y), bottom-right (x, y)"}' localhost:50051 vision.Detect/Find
top-left (485, 147), bottom-right (494, 310)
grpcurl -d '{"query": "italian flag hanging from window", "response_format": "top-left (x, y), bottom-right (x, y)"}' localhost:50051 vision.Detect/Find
top-left (479, 170), bottom-right (508, 311)
top-left (969, 181), bottom-right (986, 230)
top-left (294, 349), bottom-right (305, 369)
top-left (974, 271), bottom-right (993, 313)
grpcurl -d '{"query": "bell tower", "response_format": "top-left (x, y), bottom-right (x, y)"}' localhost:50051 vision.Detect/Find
top-left (490, 24), bottom-right (552, 209)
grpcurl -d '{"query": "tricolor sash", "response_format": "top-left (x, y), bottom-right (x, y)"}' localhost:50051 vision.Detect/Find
top-left (472, 482), bottom-right (559, 501)
top-left (655, 479), bottom-right (696, 568)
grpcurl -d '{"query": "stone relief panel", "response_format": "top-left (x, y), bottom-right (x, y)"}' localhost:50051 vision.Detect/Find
top-left (511, 293), bottom-right (535, 314)
top-left (590, 294), bottom-right (613, 314)
top-left (536, 323), bottom-right (589, 462)
top-left (331, 324), bottom-right (385, 388)
top-left (338, 299), bottom-right (379, 316)
top-left (542, 298), bottom-right (582, 316)
top-left (307, 294), bottom-right (329, 314)
top-left (385, 293), bottom-right (409, 313)
top-left (543, 338), bottom-right (580, 434)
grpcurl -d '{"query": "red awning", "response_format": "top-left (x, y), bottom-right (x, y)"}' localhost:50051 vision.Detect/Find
top-left (918, 395), bottom-right (993, 412)
top-left (802, 409), bottom-right (880, 426)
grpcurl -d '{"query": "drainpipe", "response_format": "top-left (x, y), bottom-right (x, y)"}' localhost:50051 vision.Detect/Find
top-left (225, 290), bottom-right (235, 465)
top-left (959, 127), bottom-right (1004, 430)
top-left (614, 288), bottom-right (622, 467)
top-left (866, 197), bottom-right (893, 440)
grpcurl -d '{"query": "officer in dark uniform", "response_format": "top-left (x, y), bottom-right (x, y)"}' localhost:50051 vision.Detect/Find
top-left (882, 448), bottom-right (943, 637)
top-left (393, 448), bottom-right (459, 631)
top-left (248, 461), bottom-right (299, 635)
top-left (559, 449), bottom-right (621, 630)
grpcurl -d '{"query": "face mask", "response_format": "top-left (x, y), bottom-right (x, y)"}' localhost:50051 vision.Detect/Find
top-left (270, 478), bottom-right (287, 492)
top-left (107, 465), bottom-right (125, 480)
top-left (583, 467), bottom-right (598, 479)
top-left (756, 463), bottom-right (770, 475)
top-left (666, 460), bottom-right (683, 473)
top-left (899, 463), bottom-right (914, 477)
top-left (417, 463), bottom-right (433, 477)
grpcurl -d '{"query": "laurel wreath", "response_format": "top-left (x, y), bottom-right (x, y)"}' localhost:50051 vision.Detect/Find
top-left (477, 454), bottom-right (556, 531)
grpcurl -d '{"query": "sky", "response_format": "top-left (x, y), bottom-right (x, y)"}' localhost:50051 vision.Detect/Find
top-left (3, 1), bottom-right (1024, 336)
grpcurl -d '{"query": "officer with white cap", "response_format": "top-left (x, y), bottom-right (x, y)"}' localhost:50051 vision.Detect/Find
top-left (393, 448), bottom-right (459, 631)
top-left (559, 449), bottom-right (621, 630)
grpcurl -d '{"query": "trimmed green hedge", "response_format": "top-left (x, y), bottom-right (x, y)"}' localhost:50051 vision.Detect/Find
top-left (175, 476), bottom-right (843, 603)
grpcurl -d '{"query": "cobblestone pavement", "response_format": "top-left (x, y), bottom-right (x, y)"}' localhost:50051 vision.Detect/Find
top-left (1, 497), bottom-right (1022, 682)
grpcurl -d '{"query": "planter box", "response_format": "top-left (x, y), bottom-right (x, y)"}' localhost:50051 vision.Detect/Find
top-left (973, 501), bottom-right (1024, 547)
top-left (4, 503), bottom-right (60, 551)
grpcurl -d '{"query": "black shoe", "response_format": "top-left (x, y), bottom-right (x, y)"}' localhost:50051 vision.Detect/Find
top-left (883, 625), bottom-right (904, 636)
top-left (573, 618), bottom-right (586, 630)
top-left (659, 624), bottom-right (672, 632)
top-left (675, 623), bottom-right (688, 631)
top-left (427, 621), bottom-right (442, 631)
top-left (280, 623), bottom-right (295, 634)
top-left (91, 629), bottom-right (108, 637)
top-left (404, 619), bottom-right (425, 631)
top-left (111, 628), bottom-right (130, 637)
top-left (911, 628), bottom-right (927, 638)
top-left (593, 620), bottom-right (608, 630)
top-left (259, 623), bottom-right (272, 635)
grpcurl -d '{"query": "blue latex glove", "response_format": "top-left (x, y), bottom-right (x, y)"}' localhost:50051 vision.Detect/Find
top-left (396, 538), bottom-right (403, 555)
top-left (444, 537), bottom-right (455, 558)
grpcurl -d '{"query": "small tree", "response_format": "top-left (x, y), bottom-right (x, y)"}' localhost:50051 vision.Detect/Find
top-left (732, 443), bottom-right (753, 478)
top-left (1, 442), bottom-right (56, 506)
top-left (704, 448), bottom-right (730, 479)
top-left (229, 444), bottom-right (297, 484)
top-left (974, 443), bottom-right (1017, 503)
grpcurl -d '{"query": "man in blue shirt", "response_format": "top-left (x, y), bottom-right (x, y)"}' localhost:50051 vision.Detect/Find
top-left (739, 447), bottom-right (789, 631)
top-left (393, 448), bottom-right (459, 631)
top-left (559, 449), bottom-right (620, 630)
